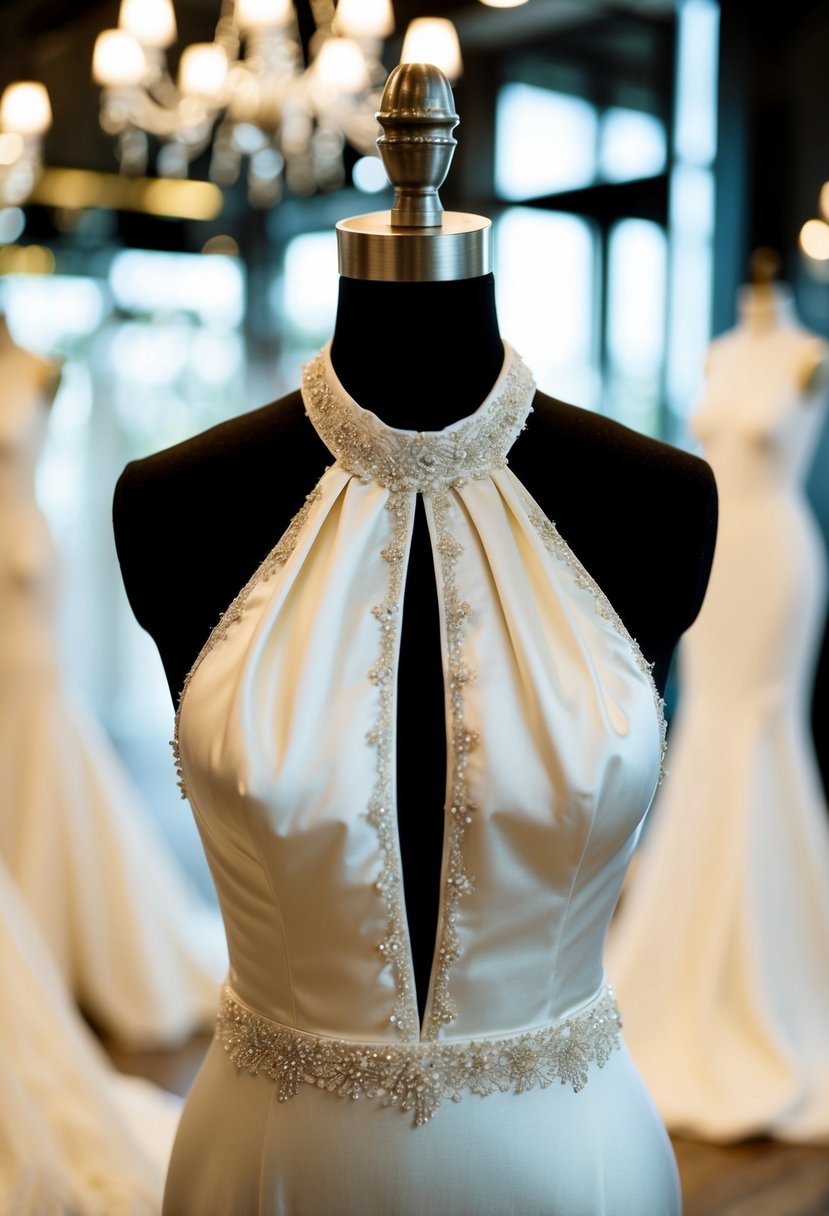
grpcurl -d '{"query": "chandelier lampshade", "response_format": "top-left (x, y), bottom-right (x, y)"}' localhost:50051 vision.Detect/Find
top-left (91, 0), bottom-right (463, 209)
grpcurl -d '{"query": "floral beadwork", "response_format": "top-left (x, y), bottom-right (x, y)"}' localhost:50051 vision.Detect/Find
top-left (217, 983), bottom-right (622, 1128)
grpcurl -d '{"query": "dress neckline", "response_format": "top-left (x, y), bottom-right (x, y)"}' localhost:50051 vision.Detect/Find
top-left (301, 340), bottom-right (536, 493)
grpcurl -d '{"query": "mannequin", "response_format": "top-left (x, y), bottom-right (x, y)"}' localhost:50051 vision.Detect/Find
top-left (606, 248), bottom-right (829, 1143)
top-left (114, 69), bottom-right (718, 1023)
top-left (0, 314), bottom-right (228, 1048)
top-left (113, 65), bottom-right (724, 1216)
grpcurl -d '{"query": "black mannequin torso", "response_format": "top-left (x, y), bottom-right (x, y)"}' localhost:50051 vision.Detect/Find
top-left (113, 272), bottom-right (718, 1021)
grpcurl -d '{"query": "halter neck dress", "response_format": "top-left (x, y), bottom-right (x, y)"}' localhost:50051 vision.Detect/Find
top-left (163, 341), bottom-right (680, 1215)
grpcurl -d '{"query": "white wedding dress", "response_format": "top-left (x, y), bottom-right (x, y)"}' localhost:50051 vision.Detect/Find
top-left (0, 331), bottom-right (227, 1048)
top-left (0, 851), bottom-right (181, 1214)
top-left (162, 342), bottom-right (680, 1215)
top-left (606, 283), bottom-right (829, 1143)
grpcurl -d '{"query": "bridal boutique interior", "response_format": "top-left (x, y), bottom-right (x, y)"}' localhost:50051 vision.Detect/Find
top-left (1, 0), bottom-right (829, 1212)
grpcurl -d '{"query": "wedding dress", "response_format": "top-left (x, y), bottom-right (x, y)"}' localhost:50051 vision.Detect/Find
top-left (0, 328), bottom-right (227, 1048)
top-left (162, 342), bottom-right (680, 1215)
top-left (606, 283), bottom-right (829, 1142)
top-left (0, 851), bottom-right (181, 1215)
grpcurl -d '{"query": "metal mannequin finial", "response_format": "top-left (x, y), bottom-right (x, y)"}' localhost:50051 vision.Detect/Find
top-left (376, 62), bottom-right (459, 228)
top-left (336, 62), bottom-right (491, 282)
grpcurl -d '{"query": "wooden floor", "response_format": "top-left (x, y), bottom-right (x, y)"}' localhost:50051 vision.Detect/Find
top-left (105, 1035), bottom-right (829, 1216)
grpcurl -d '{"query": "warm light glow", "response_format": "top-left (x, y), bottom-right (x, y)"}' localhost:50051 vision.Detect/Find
top-left (118, 0), bottom-right (177, 48)
top-left (202, 233), bottom-right (240, 255)
top-left (92, 0), bottom-right (397, 203)
top-left (142, 177), bottom-right (223, 219)
top-left (478, 0), bottom-right (529, 6)
top-left (234, 0), bottom-right (293, 31)
top-left (0, 244), bottom-right (55, 275)
top-left (0, 82), bottom-right (52, 137)
top-left (820, 182), bottom-right (829, 222)
top-left (93, 29), bottom-right (146, 87)
top-left (335, 0), bottom-right (394, 39)
top-left (799, 218), bottom-right (829, 261)
top-left (314, 37), bottom-right (370, 92)
top-left (400, 18), bottom-right (462, 82)
top-left (178, 43), bottom-right (228, 100)
top-left (0, 132), bottom-right (24, 164)
top-left (29, 167), bottom-right (224, 221)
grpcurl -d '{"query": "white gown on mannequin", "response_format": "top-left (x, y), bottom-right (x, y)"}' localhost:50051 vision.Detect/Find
top-left (162, 343), bottom-right (681, 1215)
top-left (606, 282), bottom-right (829, 1143)
top-left (0, 851), bottom-right (181, 1215)
top-left (0, 326), bottom-right (227, 1048)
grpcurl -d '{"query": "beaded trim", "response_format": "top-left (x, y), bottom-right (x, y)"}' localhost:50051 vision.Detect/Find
top-left (367, 491), bottom-right (419, 1040)
top-left (171, 483), bottom-right (324, 801)
top-left (301, 342), bottom-right (536, 493)
top-left (217, 983), bottom-right (623, 1128)
top-left (423, 490), bottom-right (478, 1037)
top-left (366, 489), bottom-right (483, 1039)
top-left (521, 495), bottom-right (668, 784)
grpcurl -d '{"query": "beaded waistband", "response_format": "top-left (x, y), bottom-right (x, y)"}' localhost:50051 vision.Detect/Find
top-left (216, 982), bottom-right (622, 1127)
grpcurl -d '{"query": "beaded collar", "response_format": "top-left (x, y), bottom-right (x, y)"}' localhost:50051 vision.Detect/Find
top-left (301, 340), bottom-right (536, 494)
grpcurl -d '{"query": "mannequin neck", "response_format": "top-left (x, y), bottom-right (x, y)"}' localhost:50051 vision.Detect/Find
top-left (329, 274), bottom-right (505, 431)
top-left (737, 281), bottom-right (797, 334)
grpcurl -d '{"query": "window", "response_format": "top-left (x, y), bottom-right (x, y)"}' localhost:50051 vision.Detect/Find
top-left (495, 85), bottom-right (598, 199)
top-left (495, 208), bottom-right (599, 410)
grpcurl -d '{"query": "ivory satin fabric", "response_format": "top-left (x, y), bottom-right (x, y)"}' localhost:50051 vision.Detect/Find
top-left (607, 286), bottom-right (829, 1143)
top-left (165, 342), bottom-right (680, 1214)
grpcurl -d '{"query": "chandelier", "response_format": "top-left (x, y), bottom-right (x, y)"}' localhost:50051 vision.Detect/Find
top-left (0, 81), bottom-right (52, 207)
top-left (92, 0), bottom-right (462, 209)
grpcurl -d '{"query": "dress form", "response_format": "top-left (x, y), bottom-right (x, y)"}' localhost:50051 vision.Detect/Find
top-left (0, 320), bottom-right (228, 1048)
top-left (108, 66), bottom-right (729, 1216)
top-left (114, 64), bottom-right (718, 1025)
top-left (605, 252), bottom-right (829, 1143)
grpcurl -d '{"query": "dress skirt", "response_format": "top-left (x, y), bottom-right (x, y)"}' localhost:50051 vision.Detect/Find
top-left (163, 1033), bottom-right (680, 1216)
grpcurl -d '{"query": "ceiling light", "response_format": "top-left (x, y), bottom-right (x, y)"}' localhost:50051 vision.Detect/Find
top-left (400, 18), bottom-right (463, 82)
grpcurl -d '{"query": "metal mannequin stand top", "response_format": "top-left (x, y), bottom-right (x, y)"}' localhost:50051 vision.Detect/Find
top-left (335, 62), bottom-right (491, 283)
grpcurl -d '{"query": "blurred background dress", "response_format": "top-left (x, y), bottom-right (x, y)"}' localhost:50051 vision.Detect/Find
top-left (0, 318), bottom-right (227, 1050)
top-left (606, 276), bottom-right (829, 1143)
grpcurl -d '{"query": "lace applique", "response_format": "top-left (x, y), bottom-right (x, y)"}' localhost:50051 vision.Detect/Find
top-left (521, 496), bottom-right (668, 784)
top-left (301, 343), bottom-right (535, 493)
top-left (171, 483), bottom-right (324, 801)
top-left (217, 983), bottom-right (622, 1128)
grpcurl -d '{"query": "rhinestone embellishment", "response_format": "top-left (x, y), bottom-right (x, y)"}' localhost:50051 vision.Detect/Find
top-left (217, 983), bottom-right (623, 1128)
top-left (301, 342), bottom-right (535, 493)
top-left (368, 492), bottom-right (419, 1040)
top-left (423, 490), bottom-right (478, 1036)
